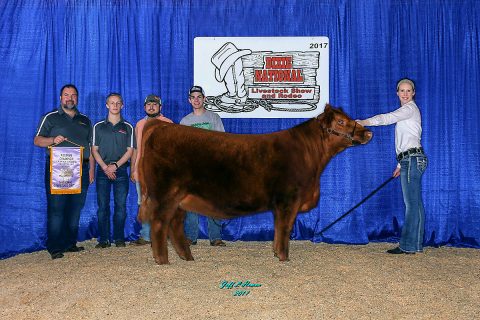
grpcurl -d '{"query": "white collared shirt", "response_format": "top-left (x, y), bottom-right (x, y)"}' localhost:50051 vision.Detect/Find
top-left (362, 101), bottom-right (422, 156)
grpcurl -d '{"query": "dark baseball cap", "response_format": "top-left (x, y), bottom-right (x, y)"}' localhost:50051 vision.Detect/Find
top-left (144, 94), bottom-right (161, 105)
top-left (189, 86), bottom-right (205, 96)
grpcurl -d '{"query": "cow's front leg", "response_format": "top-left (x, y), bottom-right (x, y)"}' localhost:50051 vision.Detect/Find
top-left (151, 218), bottom-right (170, 265)
top-left (273, 216), bottom-right (289, 261)
top-left (273, 207), bottom-right (299, 262)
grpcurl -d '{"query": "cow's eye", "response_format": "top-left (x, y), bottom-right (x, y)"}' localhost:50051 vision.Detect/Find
top-left (338, 119), bottom-right (345, 126)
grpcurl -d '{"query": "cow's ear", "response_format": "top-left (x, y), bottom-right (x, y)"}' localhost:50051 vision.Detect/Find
top-left (322, 106), bottom-right (334, 124)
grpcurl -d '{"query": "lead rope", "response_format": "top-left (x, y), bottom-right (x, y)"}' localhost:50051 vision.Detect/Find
top-left (317, 176), bottom-right (395, 236)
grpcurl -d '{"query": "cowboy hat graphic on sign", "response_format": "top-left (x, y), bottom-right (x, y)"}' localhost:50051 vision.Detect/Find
top-left (194, 37), bottom-right (329, 118)
top-left (211, 42), bottom-right (252, 105)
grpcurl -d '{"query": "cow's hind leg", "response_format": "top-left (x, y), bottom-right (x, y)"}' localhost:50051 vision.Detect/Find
top-left (151, 217), bottom-right (169, 264)
top-left (273, 207), bottom-right (299, 262)
top-left (148, 199), bottom-right (178, 265)
top-left (168, 208), bottom-right (194, 261)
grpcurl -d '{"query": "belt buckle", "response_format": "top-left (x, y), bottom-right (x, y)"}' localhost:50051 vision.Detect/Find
top-left (398, 149), bottom-right (410, 161)
top-left (411, 147), bottom-right (421, 155)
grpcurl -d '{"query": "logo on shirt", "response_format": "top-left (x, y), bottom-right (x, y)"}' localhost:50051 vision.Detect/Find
top-left (191, 122), bottom-right (213, 130)
top-left (118, 129), bottom-right (127, 135)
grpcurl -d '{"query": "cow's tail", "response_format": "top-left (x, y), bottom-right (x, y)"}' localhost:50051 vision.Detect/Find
top-left (137, 120), bottom-right (164, 222)
top-left (137, 169), bottom-right (150, 223)
top-left (138, 194), bottom-right (150, 222)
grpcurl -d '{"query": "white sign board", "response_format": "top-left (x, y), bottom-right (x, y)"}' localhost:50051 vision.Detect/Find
top-left (194, 37), bottom-right (329, 118)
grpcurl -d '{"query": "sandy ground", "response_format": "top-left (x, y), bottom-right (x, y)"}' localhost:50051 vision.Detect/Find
top-left (1, 240), bottom-right (479, 320)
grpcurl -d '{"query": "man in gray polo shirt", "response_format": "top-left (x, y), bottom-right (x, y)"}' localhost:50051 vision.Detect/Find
top-left (92, 93), bottom-right (135, 248)
top-left (180, 86), bottom-right (226, 247)
top-left (34, 84), bottom-right (95, 259)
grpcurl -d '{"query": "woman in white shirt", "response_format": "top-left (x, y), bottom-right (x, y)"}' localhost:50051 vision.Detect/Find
top-left (357, 78), bottom-right (428, 254)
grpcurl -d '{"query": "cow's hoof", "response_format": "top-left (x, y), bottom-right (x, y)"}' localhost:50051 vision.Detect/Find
top-left (277, 254), bottom-right (290, 262)
top-left (179, 255), bottom-right (194, 261)
top-left (154, 257), bottom-right (170, 265)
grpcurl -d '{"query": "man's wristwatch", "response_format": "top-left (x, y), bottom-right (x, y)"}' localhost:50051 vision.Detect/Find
top-left (111, 162), bottom-right (118, 169)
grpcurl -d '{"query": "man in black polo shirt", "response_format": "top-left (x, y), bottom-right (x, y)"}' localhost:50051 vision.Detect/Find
top-left (92, 93), bottom-right (135, 248)
top-left (34, 84), bottom-right (95, 259)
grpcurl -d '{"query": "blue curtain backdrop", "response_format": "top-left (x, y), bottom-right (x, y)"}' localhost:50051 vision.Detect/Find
top-left (0, 0), bottom-right (479, 258)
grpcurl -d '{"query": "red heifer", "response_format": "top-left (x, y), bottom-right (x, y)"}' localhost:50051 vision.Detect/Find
top-left (138, 105), bottom-right (372, 264)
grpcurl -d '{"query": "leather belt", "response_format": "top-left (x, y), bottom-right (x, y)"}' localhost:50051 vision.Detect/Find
top-left (397, 147), bottom-right (424, 162)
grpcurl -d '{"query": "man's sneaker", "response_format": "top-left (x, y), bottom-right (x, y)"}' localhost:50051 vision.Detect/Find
top-left (130, 238), bottom-right (151, 246)
top-left (65, 246), bottom-right (85, 252)
top-left (210, 240), bottom-right (226, 247)
top-left (95, 242), bottom-right (111, 249)
top-left (187, 239), bottom-right (197, 246)
top-left (51, 252), bottom-right (64, 259)
top-left (115, 241), bottom-right (126, 247)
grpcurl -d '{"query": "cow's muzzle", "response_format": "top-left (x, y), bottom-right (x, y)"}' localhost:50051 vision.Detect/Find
top-left (324, 122), bottom-right (372, 145)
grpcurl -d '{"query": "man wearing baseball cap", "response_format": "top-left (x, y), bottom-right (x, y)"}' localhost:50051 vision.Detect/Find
top-left (130, 94), bottom-right (173, 245)
top-left (180, 86), bottom-right (226, 247)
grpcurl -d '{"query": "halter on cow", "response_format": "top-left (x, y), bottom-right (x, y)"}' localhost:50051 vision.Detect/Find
top-left (138, 105), bottom-right (372, 264)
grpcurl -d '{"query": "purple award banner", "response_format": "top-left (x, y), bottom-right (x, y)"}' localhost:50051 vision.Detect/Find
top-left (49, 146), bottom-right (83, 194)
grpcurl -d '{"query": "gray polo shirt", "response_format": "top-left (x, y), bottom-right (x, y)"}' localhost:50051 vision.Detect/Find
top-left (92, 117), bottom-right (135, 166)
top-left (35, 107), bottom-right (93, 159)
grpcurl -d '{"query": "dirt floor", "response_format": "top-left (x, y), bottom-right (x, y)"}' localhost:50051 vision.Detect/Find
top-left (1, 240), bottom-right (479, 320)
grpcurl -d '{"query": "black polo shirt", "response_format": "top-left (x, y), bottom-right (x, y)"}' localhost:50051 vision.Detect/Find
top-left (35, 107), bottom-right (93, 159)
top-left (92, 117), bottom-right (135, 166)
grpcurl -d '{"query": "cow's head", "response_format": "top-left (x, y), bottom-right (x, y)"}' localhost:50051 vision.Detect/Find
top-left (318, 104), bottom-right (372, 146)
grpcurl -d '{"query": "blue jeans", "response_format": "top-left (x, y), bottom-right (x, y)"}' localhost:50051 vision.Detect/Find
top-left (136, 181), bottom-right (150, 241)
top-left (96, 166), bottom-right (129, 243)
top-left (399, 155), bottom-right (428, 252)
top-left (45, 161), bottom-right (90, 255)
top-left (184, 212), bottom-right (222, 242)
